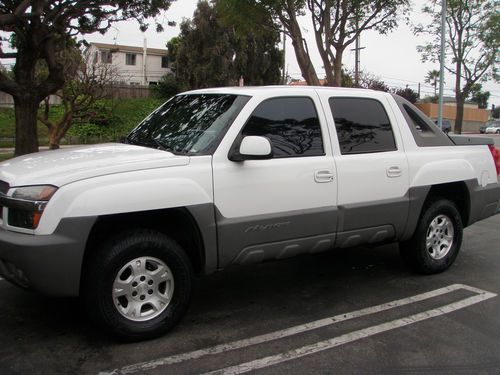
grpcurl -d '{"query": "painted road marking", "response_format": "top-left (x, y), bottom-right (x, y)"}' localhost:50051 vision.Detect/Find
top-left (203, 292), bottom-right (496, 375)
top-left (101, 284), bottom-right (496, 375)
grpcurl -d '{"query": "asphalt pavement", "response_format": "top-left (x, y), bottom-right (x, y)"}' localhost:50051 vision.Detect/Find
top-left (1, 214), bottom-right (500, 375)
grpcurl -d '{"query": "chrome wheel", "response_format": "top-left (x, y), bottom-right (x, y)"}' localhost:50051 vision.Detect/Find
top-left (426, 214), bottom-right (454, 260)
top-left (112, 256), bottom-right (174, 322)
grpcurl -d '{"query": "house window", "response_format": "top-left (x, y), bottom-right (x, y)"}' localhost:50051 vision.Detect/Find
top-left (161, 56), bottom-right (168, 68)
top-left (126, 53), bottom-right (136, 66)
top-left (101, 51), bottom-right (112, 64)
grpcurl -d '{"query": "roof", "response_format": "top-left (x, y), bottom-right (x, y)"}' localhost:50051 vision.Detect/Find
top-left (88, 42), bottom-right (168, 56)
top-left (183, 85), bottom-right (378, 97)
top-left (289, 79), bottom-right (328, 86)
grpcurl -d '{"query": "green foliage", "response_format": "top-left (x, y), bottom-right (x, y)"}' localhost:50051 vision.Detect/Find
top-left (67, 123), bottom-right (104, 138)
top-left (0, 98), bottom-right (163, 146)
top-left (394, 87), bottom-right (419, 104)
top-left (0, 108), bottom-right (15, 138)
top-left (0, 153), bottom-right (13, 162)
top-left (153, 74), bottom-right (182, 99)
top-left (492, 107), bottom-right (500, 119)
top-left (468, 84), bottom-right (491, 109)
top-left (172, 1), bottom-right (282, 90)
top-left (425, 69), bottom-right (440, 96)
top-left (1, 0), bottom-right (175, 155)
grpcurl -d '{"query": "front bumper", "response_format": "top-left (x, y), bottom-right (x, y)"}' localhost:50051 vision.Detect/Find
top-left (0, 217), bottom-right (96, 296)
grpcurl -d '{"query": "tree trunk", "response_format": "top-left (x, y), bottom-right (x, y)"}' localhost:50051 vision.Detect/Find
top-left (48, 112), bottom-right (73, 150)
top-left (332, 48), bottom-right (344, 87)
top-left (454, 94), bottom-right (465, 134)
top-left (13, 95), bottom-right (40, 156)
top-left (281, 8), bottom-right (319, 86)
top-left (48, 132), bottom-right (61, 150)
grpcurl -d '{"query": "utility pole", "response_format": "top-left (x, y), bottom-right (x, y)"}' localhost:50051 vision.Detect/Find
top-left (282, 25), bottom-right (286, 85)
top-left (437, 0), bottom-right (447, 130)
top-left (351, 15), bottom-right (365, 87)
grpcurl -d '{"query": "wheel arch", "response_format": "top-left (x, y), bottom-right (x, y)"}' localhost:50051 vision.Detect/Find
top-left (402, 181), bottom-right (471, 241)
top-left (80, 206), bottom-right (212, 293)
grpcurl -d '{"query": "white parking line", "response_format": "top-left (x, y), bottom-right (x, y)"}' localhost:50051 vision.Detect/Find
top-left (100, 284), bottom-right (496, 375)
top-left (203, 292), bottom-right (496, 375)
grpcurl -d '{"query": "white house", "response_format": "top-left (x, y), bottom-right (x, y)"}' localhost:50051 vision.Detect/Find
top-left (85, 41), bottom-right (171, 85)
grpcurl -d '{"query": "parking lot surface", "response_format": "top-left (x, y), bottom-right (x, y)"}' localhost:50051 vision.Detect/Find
top-left (1, 215), bottom-right (500, 375)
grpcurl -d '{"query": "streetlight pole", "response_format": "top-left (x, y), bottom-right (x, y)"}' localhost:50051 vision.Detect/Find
top-left (437, 0), bottom-right (447, 130)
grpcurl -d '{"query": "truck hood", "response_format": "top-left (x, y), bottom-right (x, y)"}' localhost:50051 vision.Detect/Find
top-left (0, 143), bottom-right (190, 187)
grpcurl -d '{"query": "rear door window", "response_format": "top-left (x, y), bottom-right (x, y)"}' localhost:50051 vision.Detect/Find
top-left (329, 98), bottom-right (397, 155)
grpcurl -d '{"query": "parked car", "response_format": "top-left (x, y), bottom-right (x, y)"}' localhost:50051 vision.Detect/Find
top-left (1, 87), bottom-right (500, 340)
top-left (433, 119), bottom-right (452, 133)
top-left (480, 125), bottom-right (487, 134)
top-left (485, 121), bottom-right (500, 134)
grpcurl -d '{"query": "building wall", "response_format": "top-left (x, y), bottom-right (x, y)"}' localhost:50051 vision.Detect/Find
top-left (86, 45), bottom-right (170, 85)
top-left (416, 102), bottom-right (489, 133)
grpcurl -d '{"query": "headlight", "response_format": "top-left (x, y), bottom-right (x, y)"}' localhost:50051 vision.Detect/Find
top-left (7, 185), bottom-right (58, 229)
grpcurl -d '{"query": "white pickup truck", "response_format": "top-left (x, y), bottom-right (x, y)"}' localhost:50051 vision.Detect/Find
top-left (1, 87), bottom-right (500, 340)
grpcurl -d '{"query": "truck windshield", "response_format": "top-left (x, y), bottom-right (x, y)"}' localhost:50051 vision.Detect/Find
top-left (126, 94), bottom-right (249, 155)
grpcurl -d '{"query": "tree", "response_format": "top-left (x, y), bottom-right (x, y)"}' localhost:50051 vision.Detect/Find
top-left (425, 69), bottom-right (440, 96)
top-left (217, 0), bottom-right (321, 85)
top-left (492, 106), bottom-right (500, 119)
top-left (0, 1), bottom-right (175, 156)
top-left (172, 1), bottom-right (281, 90)
top-left (468, 84), bottom-right (490, 109)
top-left (359, 72), bottom-right (390, 92)
top-left (218, 0), bottom-right (409, 87)
top-left (416, 0), bottom-right (499, 134)
top-left (307, 0), bottom-right (410, 86)
top-left (394, 87), bottom-right (419, 103)
top-left (38, 53), bottom-right (119, 149)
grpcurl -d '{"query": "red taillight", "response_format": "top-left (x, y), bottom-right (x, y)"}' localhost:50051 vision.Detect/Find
top-left (488, 144), bottom-right (500, 176)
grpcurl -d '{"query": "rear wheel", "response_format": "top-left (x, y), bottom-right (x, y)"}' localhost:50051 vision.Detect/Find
top-left (82, 229), bottom-right (193, 341)
top-left (400, 199), bottom-right (463, 274)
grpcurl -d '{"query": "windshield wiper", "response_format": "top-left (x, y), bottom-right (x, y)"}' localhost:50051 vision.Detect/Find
top-left (152, 138), bottom-right (185, 155)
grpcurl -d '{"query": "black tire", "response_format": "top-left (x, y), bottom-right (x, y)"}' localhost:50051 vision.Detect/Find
top-left (496, 129), bottom-right (500, 134)
top-left (82, 229), bottom-right (193, 341)
top-left (400, 199), bottom-right (463, 274)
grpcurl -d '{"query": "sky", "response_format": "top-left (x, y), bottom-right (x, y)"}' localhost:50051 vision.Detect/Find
top-left (2, 0), bottom-right (499, 107)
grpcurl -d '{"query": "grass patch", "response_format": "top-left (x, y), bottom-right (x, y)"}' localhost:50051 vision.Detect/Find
top-left (0, 97), bottom-right (164, 147)
top-left (0, 153), bottom-right (13, 162)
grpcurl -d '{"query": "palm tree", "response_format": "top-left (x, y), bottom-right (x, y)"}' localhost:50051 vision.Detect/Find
top-left (425, 69), bottom-right (440, 96)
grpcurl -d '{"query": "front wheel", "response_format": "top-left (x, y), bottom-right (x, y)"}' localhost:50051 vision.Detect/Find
top-left (82, 229), bottom-right (193, 341)
top-left (400, 199), bottom-right (463, 274)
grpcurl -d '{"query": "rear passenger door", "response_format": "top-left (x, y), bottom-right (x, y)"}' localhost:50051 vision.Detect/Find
top-left (318, 93), bottom-right (410, 246)
top-left (212, 94), bottom-right (338, 267)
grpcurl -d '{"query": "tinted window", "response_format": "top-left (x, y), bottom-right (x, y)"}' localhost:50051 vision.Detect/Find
top-left (329, 98), bottom-right (396, 154)
top-left (241, 97), bottom-right (324, 158)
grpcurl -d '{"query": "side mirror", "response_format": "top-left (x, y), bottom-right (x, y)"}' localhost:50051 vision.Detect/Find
top-left (229, 136), bottom-right (273, 161)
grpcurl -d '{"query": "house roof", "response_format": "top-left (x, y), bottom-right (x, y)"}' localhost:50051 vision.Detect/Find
top-left (89, 42), bottom-right (168, 56)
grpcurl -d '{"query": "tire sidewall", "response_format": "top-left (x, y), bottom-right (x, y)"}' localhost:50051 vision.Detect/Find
top-left (85, 230), bottom-right (193, 340)
top-left (406, 200), bottom-right (463, 274)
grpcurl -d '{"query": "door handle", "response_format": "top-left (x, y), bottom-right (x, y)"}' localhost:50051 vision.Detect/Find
top-left (315, 170), bottom-right (334, 183)
top-left (387, 166), bottom-right (402, 178)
